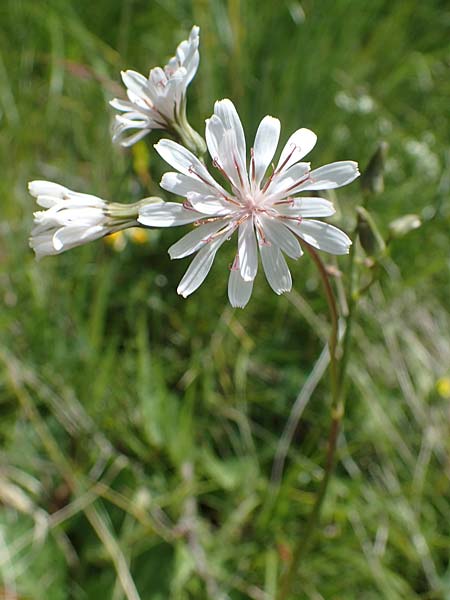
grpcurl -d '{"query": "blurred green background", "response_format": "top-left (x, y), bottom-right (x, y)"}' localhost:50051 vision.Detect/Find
top-left (1, 0), bottom-right (450, 598)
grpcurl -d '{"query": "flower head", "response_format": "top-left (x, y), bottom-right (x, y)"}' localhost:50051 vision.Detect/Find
top-left (28, 181), bottom-right (160, 259)
top-left (110, 26), bottom-right (201, 149)
top-left (139, 99), bottom-right (359, 307)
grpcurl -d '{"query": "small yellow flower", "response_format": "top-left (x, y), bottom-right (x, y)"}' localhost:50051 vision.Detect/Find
top-left (129, 228), bottom-right (149, 245)
top-left (104, 231), bottom-right (126, 251)
top-left (436, 377), bottom-right (450, 399)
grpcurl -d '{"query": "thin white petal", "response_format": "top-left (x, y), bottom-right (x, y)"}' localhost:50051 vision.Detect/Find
top-left (28, 181), bottom-right (68, 200)
top-left (121, 70), bottom-right (149, 98)
top-left (253, 116), bottom-right (281, 186)
top-left (276, 128), bottom-right (317, 172)
top-left (138, 202), bottom-right (202, 227)
top-left (205, 114), bottom-right (225, 162)
top-left (286, 219), bottom-right (352, 255)
top-left (267, 162), bottom-right (310, 197)
top-left (298, 161), bottom-right (360, 191)
top-left (168, 221), bottom-right (226, 259)
top-left (217, 129), bottom-right (249, 191)
top-left (28, 181), bottom-right (105, 209)
top-left (155, 139), bottom-right (218, 188)
top-left (214, 99), bottom-right (246, 168)
top-left (259, 244), bottom-right (292, 294)
top-left (109, 98), bottom-right (138, 112)
top-left (30, 235), bottom-right (59, 258)
top-left (187, 193), bottom-right (232, 216)
top-left (228, 267), bottom-right (253, 308)
top-left (259, 216), bottom-right (303, 259)
top-left (177, 237), bottom-right (227, 297)
top-left (160, 172), bottom-right (213, 198)
top-left (238, 219), bottom-right (258, 281)
top-left (53, 225), bottom-right (104, 251)
top-left (119, 128), bottom-right (151, 147)
top-left (277, 197), bottom-right (335, 218)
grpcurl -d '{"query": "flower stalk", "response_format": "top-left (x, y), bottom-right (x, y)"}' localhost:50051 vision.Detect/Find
top-left (277, 242), bottom-right (350, 600)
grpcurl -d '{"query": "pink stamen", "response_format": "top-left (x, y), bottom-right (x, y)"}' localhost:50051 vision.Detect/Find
top-left (284, 173), bottom-right (311, 193)
top-left (256, 222), bottom-right (270, 245)
top-left (273, 197), bottom-right (294, 206)
top-left (213, 158), bottom-right (233, 186)
top-left (188, 166), bottom-right (214, 189)
top-left (204, 222), bottom-right (234, 242)
top-left (250, 148), bottom-right (256, 182)
top-left (222, 195), bottom-right (241, 207)
top-left (275, 143), bottom-right (298, 174)
top-left (229, 254), bottom-right (240, 271)
top-left (193, 216), bottom-right (224, 226)
top-left (261, 168), bottom-right (276, 194)
top-left (280, 215), bottom-right (303, 224)
top-left (234, 155), bottom-right (245, 188)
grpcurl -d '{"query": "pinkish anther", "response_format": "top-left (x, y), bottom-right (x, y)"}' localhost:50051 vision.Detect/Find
top-left (256, 222), bottom-right (270, 246)
top-left (229, 254), bottom-right (240, 271)
top-left (250, 148), bottom-right (256, 182)
top-left (273, 197), bottom-right (294, 206)
top-left (275, 143), bottom-right (298, 174)
top-left (233, 155), bottom-right (245, 188)
top-left (284, 173), bottom-right (311, 194)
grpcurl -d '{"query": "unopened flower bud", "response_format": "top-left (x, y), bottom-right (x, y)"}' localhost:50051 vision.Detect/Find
top-left (360, 142), bottom-right (388, 197)
top-left (388, 214), bottom-right (421, 239)
top-left (356, 206), bottom-right (385, 256)
top-left (28, 180), bottom-right (162, 259)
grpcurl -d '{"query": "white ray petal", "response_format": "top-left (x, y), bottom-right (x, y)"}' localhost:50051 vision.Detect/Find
top-left (121, 70), bottom-right (149, 98)
top-left (138, 202), bottom-right (202, 227)
top-left (119, 128), bottom-right (152, 147)
top-left (177, 236), bottom-right (228, 297)
top-left (213, 99), bottom-right (246, 169)
top-left (215, 129), bottom-right (250, 192)
top-left (253, 116), bottom-right (281, 187)
top-left (286, 219), bottom-right (352, 255)
top-left (53, 225), bottom-right (104, 251)
top-left (28, 181), bottom-right (69, 200)
top-left (276, 128), bottom-right (317, 172)
top-left (168, 221), bottom-right (226, 259)
top-left (155, 139), bottom-right (218, 188)
top-left (298, 161), bottom-right (360, 191)
top-left (238, 219), bottom-right (258, 281)
top-left (259, 243), bottom-right (292, 294)
top-left (109, 98), bottom-right (138, 112)
top-left (187, 193), bottom-right (233, 216)
top-left (228, 266), bottom-right (254, 308)
top-left (259, 216), bottom-right (303, 259)
top-left (30, 234), bottom-right (59, 258)
top-left (160, 172), bottom-right (214, 198)
top-left (205, 114), bottom-right (225, 162)
top-left (268, 162), bottom-right (310, 196)
top-left (277, 197), bottom-right (336, 218)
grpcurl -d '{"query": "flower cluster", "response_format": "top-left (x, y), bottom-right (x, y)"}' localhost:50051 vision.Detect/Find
top-left (28, 25), bottom-right (359, 307)
top-left (139, 99), bottom-right (359, 306)
top-left (110, 26), bottom-right (204, 154)
top-left (28, 181), bottom-right (160, 259)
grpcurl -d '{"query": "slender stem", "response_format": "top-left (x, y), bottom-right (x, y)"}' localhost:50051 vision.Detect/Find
top-left (277, 243), bottom-right (344, 600)
top-left (337, 237), bottom-right (357, 396)
top-left (304, 244), bottom-right (339, 399)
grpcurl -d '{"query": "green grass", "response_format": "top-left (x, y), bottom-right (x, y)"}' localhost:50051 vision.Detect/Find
top-left (1, 0), bottom-right (450, 598)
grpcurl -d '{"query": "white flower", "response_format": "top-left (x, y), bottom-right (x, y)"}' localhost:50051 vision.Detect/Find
top-left (139, 99), bottom-right (360, 308)
top-left (110, 26), bottom-right (200, 148)
top-left (28, 181), bottom-right (160, 259)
